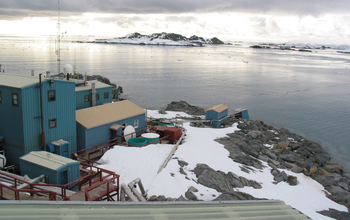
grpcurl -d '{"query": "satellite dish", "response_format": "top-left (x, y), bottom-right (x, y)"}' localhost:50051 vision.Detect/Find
top-left (124, 125), bottom-right (136, 141)
top-left (0, 154), bottom-right (6, 169)
top-left (63, 64), bottom-right (73, 74)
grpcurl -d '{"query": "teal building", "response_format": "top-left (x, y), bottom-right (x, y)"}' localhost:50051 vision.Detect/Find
top-left (75, 81), bottom-right (113, 110)
top-left (76, 100), bottom-right (146, 151)
top-left (205, 104), bottom-right (229, 128)
top-left (0, 74), bottom-right (77, 165)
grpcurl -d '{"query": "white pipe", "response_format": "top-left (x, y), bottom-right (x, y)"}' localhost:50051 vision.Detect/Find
top-left (120, 183), bottom-right (139, 202)
top-left (128, 178), bottom-right (147, 202)
top-left (91, 81), bottom-right (96, 107)
top-left (157, 127), bottom-right (187, 174)
top-left (17, 174), bottom-right (45, 189)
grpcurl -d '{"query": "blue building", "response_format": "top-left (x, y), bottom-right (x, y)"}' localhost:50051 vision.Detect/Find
top-left (0, 74), bottom-right (77, 165)
top-left (205, 104), bottom-right (229, 128)
top-left (76, 100), bottom-right (146, 151)
top-left (75, 81), bottom-right (113, 110)
top-left (19, 151), bottom-right (80, 185)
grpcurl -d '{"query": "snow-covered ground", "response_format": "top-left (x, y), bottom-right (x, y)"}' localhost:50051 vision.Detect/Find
top-left (98, 110), bottom-right (348, 220)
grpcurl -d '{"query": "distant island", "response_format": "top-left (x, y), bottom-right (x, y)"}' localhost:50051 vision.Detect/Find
top-left (81, 32), bottom-right (229, 47)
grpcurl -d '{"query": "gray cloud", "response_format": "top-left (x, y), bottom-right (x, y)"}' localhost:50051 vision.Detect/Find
top-left (0, 0), bottom-right (349, 19)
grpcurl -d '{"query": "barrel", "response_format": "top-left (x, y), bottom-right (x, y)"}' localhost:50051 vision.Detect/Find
top-left (141, 133), bottom-right (160, 144)
top-left (127, 138), bottom-right (147, 147)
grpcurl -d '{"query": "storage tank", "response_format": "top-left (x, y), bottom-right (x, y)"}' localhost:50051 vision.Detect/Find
top-left (141, 133), bottom-right (160, 144)
top-left (128, 138), bottom-right (147, 147)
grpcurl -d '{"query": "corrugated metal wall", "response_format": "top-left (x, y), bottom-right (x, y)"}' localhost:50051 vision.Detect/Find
top-left (22, 79), bottom-right (77, 157)
top-left (0, 86), bottom-right (25, 165)
top-left (79, 114), bottom-right (146, 150)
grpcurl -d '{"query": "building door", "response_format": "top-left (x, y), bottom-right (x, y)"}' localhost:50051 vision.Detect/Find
top-left (61, 145), bottom-right (68, 158)
top-left (60, 170), bottom-right (67, 185)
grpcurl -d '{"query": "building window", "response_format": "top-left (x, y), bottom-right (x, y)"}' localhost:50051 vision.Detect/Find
top-left (49, 119), bottom-right (57, 128)
top-left (0, 91), bottom-right (2, 103)
top-left (12, 93), bottom-right (18, 106)
top-left (48, 90), bottom-right (56, 102)
top-left (84, 95), bottom-right (90, 102)
top-left (134, 119), bottom-right (139, 128)
top-left (96, 93), bottom-right (100, 100)
top-left (104, 92), bottom-right (109, 99)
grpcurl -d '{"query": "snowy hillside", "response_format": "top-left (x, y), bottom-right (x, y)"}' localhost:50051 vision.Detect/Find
top-left (93, 32), bottom-right (225, 46)
top-left (98, 110), bottom-right (348, 220)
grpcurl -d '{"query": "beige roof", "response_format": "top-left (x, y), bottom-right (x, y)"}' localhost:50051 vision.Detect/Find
top-left (20, 151), bottom-right (78, 170)
top-left (76, 100), bottom-right (146, 129)
top-left (75, 81), bottom-right (112, 92)
top-left (0, 73), bottom-right (48, 88)
top-left (206, 104), bottom-right (228, 113)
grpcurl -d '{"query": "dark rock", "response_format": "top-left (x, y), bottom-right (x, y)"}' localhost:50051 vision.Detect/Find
top-left (280, 153), bottom-right (297, 163)
top-left (323, 162), bottom-right (344, 175)
top-left (274, 171), bottom-right (288, 183)
top-left (176, 195), bottom-right (188, 201)
top-left (164, 101), bottom-right (205, 115)
top-left (178, 160), bottom-right (189, 167)
top-left (179, 167), bottom-right (187, 175)
top-left (291, 166), bottom-right (304, 173)
top-left (225, 172), bottom-right (244, 188)
top-left (185, 191), bottom-right (198, 201)
top-left (318, 208), bottom-right (350, 220)
top-left (287, 175), bottom-right (298, 186)
top-left (184, 192), bottom-right (197, 202)
top-left (233, 155), bottom-right (264, 170)
top-left (213, 192), bottom-right (259, 201)
top-left (247, 131), bottom-right (262, 139)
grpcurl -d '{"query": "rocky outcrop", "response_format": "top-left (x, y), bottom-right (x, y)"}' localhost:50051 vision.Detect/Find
top-left (216, 118), bottom-right (350, 209)
top-left (193, 164), bottom-right (262, 193)
top-left (162, 101), bottom-right (205, 115)
top-left (96, 32), bottom-right (227, 46)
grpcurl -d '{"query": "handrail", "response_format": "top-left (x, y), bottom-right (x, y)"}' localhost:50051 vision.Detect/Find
top-left (0, 162), bottom-right (120, 201)
top-left (0, 182), bottom-right (57, 200)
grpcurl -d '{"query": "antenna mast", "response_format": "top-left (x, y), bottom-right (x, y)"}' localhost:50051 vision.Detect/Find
top-left (56, 0), bottom-right (61, 74)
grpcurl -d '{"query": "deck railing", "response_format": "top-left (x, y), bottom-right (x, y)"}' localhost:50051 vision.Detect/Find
top-left (0, 162), bottom-right (120, 201)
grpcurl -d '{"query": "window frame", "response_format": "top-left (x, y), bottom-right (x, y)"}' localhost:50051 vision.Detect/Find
top-left (134, 119), bottom-right (139, 128)
top-left (49, 118), bottom-right (57, 128)
top-left (12, 93), bottom-right (18, 106)
top-left (0, 91), bottom-right (2, 103)
top-left (48, 90), bottom-right (56, 102)
top-left (96, 93), bottom-right (100, 101)
top-left (84, 95), bottom-right (90, 102)
top-left (104, 92), bottom-right (109, 99)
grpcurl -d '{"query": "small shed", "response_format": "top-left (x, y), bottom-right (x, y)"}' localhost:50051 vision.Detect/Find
top-left (205, 104), bottom-right (229, 128)
top-left (19, 151), bottom-right (80, 185)
top-left (76, 100), bottom-right (146, 151)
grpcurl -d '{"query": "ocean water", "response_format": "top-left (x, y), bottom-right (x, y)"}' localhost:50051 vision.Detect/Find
top-left (1, 35), bottom-right (350, 172)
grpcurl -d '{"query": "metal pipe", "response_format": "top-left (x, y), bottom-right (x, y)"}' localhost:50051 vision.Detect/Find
top-left (157, 127), bottom-right (187, 174)
top-left (39, 74), bottom-right (45, 149)
top-left (120, 183), bottom-right (138, 202)
top-left (91, 81), bottom-right (96, 107)
top-left (127, 178), bottom-right (147, 202)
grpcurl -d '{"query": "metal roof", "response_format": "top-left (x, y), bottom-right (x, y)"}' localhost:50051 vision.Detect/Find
top-left (75, 81), bottom-right (112, 92)
top-left (206, 104), bottom-right (229, 113)
top-left (0, 200), bottom-right (310, 219)
top-left (76, 100), bottom-right (146, 129)
top-left (20, 151), bottom-right (79, 170)
top-left (0, 73), bottom-right (48, 89)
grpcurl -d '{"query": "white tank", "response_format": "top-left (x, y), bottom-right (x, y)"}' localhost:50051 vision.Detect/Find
top-left (0, 154), bottom-right (6, 169)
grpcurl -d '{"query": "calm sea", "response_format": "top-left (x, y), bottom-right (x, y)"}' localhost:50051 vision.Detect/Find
top-left (1, 35), bottom-right (350, 172)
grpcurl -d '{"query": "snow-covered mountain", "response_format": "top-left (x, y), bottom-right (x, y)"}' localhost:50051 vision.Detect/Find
top-left (93, 32), bottom-right (226, 47)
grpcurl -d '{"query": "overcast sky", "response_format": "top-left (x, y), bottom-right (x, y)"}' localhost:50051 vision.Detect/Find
top-left (1, 0), bottom-right (350, 44)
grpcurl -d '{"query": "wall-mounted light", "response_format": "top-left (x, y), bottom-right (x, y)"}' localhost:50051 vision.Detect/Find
top-left (49, 79), bottom-right (54, 85)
